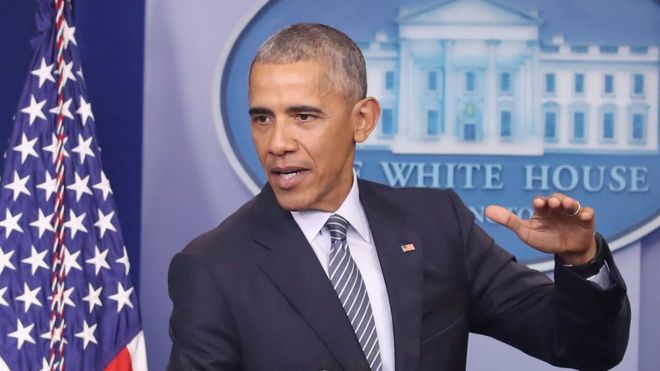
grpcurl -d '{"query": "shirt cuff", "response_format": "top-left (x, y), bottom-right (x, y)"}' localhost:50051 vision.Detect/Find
top-left (586, 260), bottom-right (613, 289)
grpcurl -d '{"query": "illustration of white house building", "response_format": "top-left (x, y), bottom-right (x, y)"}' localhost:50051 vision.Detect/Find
top-left (358, 0), bottom-right (659, 155)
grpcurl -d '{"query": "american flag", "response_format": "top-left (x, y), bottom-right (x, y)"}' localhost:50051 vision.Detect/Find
top-left (0, 0), bottom-right (147, 370)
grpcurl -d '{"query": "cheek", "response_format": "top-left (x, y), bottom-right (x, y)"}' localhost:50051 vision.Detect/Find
top-left (251, 131), bottom-right (267, 155)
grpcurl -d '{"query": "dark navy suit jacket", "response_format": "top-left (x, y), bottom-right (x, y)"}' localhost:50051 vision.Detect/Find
top-left (167, 179), bottom-right (630, 370)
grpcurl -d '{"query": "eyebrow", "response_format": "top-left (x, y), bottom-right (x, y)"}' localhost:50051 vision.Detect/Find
top-left (248, 105), bottom-right (326, 117)
top-left (284, 105), bottom-right (325, 116)
top-left (248, 107), bottom-right (273, 116)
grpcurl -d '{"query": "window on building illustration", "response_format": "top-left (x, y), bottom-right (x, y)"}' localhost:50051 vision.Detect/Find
top-left (544, 111), bottom-right (557, 141)
top-left (385, 71), bottom-right (395, 91)
top-left (541, 45), bottom-right (559, 53)
top-left (633, 74), bottom-right (644, 96)
top-left (500, 110), bottom-right (512, 138)
top-left (632, 113), bottom-right (645, 141)
top-left (545, 74), bottom-right (555, 94)
top-left (571, 46), bottom-right (588, 53)
top-left (574, 74), bottom-right (585, 94)
top-left (466, 71), bottom-right (476, 92)
top-left (630, 46), bottom-right (648, 55)
top-left (427, 110), bottom-right (439, 136)
top-left (604, 75), bottom-right (614, 95)
top-left (464, 123), bottom-right (476, 141)
top-left (573, 111), bottom-right (586, 140)
top-left (428, 71), bottom-right (437, 91)
top-left (600, 46), bottom-right (618, 54)
top-left (602, 112), bottom-right (615, 140)
top-left (499, 72), bottom-right (511, 94)
top-left (381, 108), bottom-right (395, 136)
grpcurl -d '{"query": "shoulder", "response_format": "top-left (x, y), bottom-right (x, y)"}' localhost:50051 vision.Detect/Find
top-left (176, 191), bottom-right (268, 261)
top-left (358, 178), bottom-right (465, 211)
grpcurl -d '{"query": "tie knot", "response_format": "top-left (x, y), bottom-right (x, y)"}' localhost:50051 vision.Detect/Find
top-left (325, 214), bottom-right (348, 242)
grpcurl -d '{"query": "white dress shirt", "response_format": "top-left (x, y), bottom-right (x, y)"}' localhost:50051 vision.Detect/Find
top-left (291, 173), bottom-right (395, 371)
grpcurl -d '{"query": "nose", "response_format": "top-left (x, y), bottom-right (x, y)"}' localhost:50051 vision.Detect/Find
top-left (268, 120), bottom-right (297, 156)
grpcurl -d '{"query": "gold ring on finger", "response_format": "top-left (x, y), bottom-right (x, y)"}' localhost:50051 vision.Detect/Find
top-left (568, 200), bottom-right (582, 217)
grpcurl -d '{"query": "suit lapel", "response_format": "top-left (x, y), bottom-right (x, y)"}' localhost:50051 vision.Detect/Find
top-left (360, 180), bottom-right (424, 371)
top-left (254, 186), bottom-right (369, 370)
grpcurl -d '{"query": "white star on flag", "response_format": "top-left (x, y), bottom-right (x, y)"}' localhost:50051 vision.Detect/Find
top-left (76, 96), bottom-right (94, 126)
top-left (40, 358), bottom-right (59, 371)
top-left (0, 209), bottom-right (24, 238)
top-left (4, 171), bottom-right (31, 201)
top-left (8, 319), bottom-right (36, 350)
top-left (47, 287), bottom-right (77, 308)
top-left (85, 246), bottom-right (110, 276)
top-left (62, 20), bottom-right (77, 48)
top-left (72, 134), bottom-right (95, 164)
top-left (68, 172), bottom-right (93, 201)
top-left (36, 171), bottom-right (58, 202)
top-left (0, 247), bottom-right (17, 274)
top-left (30, 58), bottom-right (55, 88)
top-left (21, 246), bottom-right (49, 275)
top-left (15, 283), bottom-right (43, 312)
top-left (29, 209), bottom-right (55, 238)
top-left (12, 133), bottom-right (39, 164)
top-left (63, 210), bottom-right (88, 238)
top-left (57, 60), bottom-right (77, 88)
top-left (39, 322), bottom-right (67, 348)
top-left (82, 283), bottom-right (103, 313)
top-left (74, 320), bottom-right (98, 350)
top-left (109, 282), bottom-right (134, 313)
top-left (93, 171), bottom-right (113, 200)
top-left (0, 286), bottom-right (8, 306)
top-left (116, 245), bottom-right (131, 275)
top-left (62, 245), bottom-right (83, 275)
top-left (49, 98), bottom-right (74, 120)
top-left (62, 287), bottom-right (76, 307)
top-left (94, 210), bottom-right (116, 238)
top-left (20, 95), bottom-right (47, 125)
top-left (43, 133), bottom-right (70, 163)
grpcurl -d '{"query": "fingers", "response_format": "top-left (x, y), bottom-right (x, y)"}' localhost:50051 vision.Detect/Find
top-left (485, 205), bottom-right (523, 231)
top-left (578, 206), bottom-right (595, 223)
top-left (533, 193), bottom-right (595, 221)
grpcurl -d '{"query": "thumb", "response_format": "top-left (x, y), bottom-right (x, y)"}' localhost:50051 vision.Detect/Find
top-left (485, 205), bottom-right (523, 233)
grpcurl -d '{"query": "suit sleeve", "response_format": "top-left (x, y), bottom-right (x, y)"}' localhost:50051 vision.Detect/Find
top-left (167, 251), bottom-right (241, 371)
top-left (446, 191), bottom-right (631, 370)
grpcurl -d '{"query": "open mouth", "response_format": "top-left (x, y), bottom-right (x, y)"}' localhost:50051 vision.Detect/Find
top-left (270, 167), bottom-right (310, 188)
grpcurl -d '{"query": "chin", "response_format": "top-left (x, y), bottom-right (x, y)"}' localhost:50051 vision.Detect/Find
top-left (273, 193), bottom-right (309, 211)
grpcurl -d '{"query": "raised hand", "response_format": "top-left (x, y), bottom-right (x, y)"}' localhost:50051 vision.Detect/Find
top-left (485, 193), bottom-right (597, 265)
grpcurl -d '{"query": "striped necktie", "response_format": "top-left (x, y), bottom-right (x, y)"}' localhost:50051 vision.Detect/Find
top-left (325, 214), bottom-right (383, 371)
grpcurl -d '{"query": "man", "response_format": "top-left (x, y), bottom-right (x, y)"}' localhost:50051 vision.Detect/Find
top-left (167, 23), bottom-right (630, 370)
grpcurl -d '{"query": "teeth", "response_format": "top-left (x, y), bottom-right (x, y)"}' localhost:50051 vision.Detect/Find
top-left (281, 171), bottom-right (299, 180)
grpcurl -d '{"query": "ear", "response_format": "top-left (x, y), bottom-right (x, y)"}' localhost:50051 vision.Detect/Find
top-left (352, 97), bottom-right (380, 143)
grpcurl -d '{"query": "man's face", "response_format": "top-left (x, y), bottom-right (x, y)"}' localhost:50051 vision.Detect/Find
top-left (248, 61), bottom-right (358, 212)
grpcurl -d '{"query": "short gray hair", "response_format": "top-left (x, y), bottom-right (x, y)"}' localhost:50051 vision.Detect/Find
top-left (250, 23), bottom-right (367, 103)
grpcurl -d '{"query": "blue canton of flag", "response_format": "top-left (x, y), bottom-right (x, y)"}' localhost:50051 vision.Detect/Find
top-left (0, 1), bottom-right (146, 370)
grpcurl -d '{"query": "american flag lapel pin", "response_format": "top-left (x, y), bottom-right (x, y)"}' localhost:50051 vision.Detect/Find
top-left (401, 243), bottom-right (415, 252)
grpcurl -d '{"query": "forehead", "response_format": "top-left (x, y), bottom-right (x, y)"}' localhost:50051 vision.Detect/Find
top-left (250, 61), bottom-right (326, 89)
top-left (249, 61), bottom-right (344, 107)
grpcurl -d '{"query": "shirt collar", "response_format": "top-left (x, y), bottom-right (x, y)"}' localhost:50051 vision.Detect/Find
top-left (291, 171), bottom-right (371, 243)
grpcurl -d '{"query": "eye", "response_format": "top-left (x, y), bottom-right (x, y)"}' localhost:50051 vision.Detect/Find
top-left (296, 113), bottom-right (314, 122)
top-left (251, 115), bottom-right (272, 125)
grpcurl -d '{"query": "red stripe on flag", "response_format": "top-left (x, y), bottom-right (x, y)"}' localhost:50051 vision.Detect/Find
top-left (104, 347), bottom-right (133, 371)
